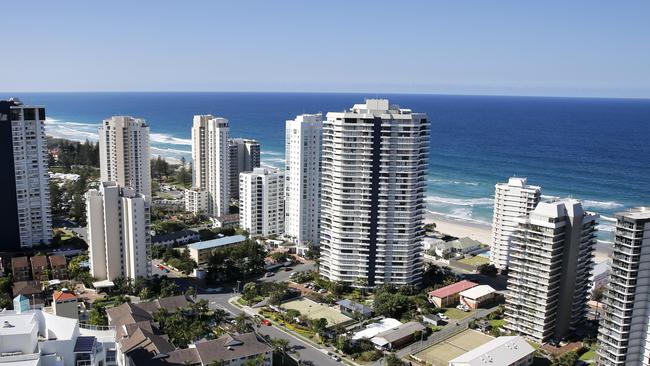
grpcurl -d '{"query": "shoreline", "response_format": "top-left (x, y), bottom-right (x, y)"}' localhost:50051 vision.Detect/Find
top-left (425, 211), bottom-right (492, 245)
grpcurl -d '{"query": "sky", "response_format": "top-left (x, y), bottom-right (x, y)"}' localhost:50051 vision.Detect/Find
top-left (2, 0), bottom-right (650, 98)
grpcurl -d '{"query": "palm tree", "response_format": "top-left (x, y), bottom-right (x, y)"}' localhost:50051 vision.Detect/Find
top-left (272, 338), bottom-right (291, 364)
top-left (234, 312), bottom-right (254, 333)
top-left (185, 286), bottom-right (197, 300)
top-left (355, 277), bottom-right (368, 297)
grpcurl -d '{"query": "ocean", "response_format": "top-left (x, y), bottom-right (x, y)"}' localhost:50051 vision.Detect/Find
top-left (4, 92), bottom-right (650, 241)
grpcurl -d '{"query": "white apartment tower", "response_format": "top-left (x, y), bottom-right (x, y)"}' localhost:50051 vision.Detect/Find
top-left (229, 138), bottom-right (261, 200)
top-left (597, 207), bottom-right (650, 366)
top-left (86, 182), bottom-right (151, 281)
top-left (319, 99), bottom-right (429, 287)
top-left (99, 116), bottom-right (151, 201)
top-left (504, 199), bottom-right (597, 344)
top-left (285, 113), bottom-right (322, 251)
top-left (490, 177), bottom-right (541, 270)
top-left (0, 98), bottom-right (52, 249)
top-left (191, 115), bottom-right (230, 216)
top-left (239, 167), bottom-right (285, 237)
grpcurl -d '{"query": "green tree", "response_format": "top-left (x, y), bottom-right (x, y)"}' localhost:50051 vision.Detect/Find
top-left (88, 304), bottom-right (108, 326)
top-left (385, 353), bottom-right (406, 366)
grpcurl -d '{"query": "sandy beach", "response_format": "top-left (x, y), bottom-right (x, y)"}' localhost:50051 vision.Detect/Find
top-left (425, 212), bottom-right (492, 245)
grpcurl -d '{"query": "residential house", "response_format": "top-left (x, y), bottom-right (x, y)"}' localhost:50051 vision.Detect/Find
top-left (428, 280), bottom-right (478, 308)
top-left (12, 281), bottom-right (44, 309)
top-left (337, 299), bottom-right (372, 318)
top-left (11, 256), bottom-right (31, 281)
top-left (371, 321), bottom-right (426, 350)
top-left (211, 214), bottom-right (240, 229)
top-left (459, 285), bottom-right (498, 309)
top-left (163, 333), bottom-right (273, 366)
top-left (422, 314), bottom-right (443, 326)
top-left (434, 237), bottom-right (483, 258)
top-left (152, 230), bottom-right (200, 247)
top-left (30, 255), bottom-right (49, 281)
top-left (49, 255), bottom-right (68, 279)
top-left (53, 290), bottom-right (79, 319)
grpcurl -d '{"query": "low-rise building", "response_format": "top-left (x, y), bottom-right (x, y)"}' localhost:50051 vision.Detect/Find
top-left (429, 280), bottom-right (478, 308)
top-left (353, 318), bottom-right (403, 341)
top-left (30, 256), bottom-right (49, 281)
top-left (49, 255), bottom-right (68, 279)
top-left (449, 336), bottom-right (535, 366)
top-left (152, 230), bottom-right (200, 247)
top-left (12, 281), bottom-right (44, 309)
top-left (459, 285), bottom-right (497, 309)
top-left (0, 302), bottom-right (118, 366)
top-left (53, 290), bottom-right (79, 319)
top-left (337, 299), bottom-right (372, 318)
top-left (371, 321), bottom-right (426, 350)
top-left (434, 237), bottom-right (483, 258)
top-left (590, 260), bottom-right (610, 292)
top-left (186, 235), bottom-right (247, 265)
top-left (163, 333), bottom-right (273, 366)
top-left (422, 313), bottom-right (443, 326)
top-left (184, 188), bottom-right (210, 214)
top-left (211, 213), bottom-right (240, 229)
top-left (11, 256), bottom-right (31, 281)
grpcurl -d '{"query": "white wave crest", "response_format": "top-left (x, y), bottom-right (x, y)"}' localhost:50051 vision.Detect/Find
top-left (426, 209), bottom-right (492, 226)
top-left (428, 177), bottom-right (480, 186)
top-left (150, 133), bottom-right (192, 146)
top-left (426, 195), bottom-right (493, 206)
top-left (582, 200), bottom-right (624, 210)
top-left (261, 151), bottom-right (285, 157)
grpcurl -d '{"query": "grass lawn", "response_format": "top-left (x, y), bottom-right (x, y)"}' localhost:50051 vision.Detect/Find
top-left (458, 255), bottom-right (490, 267)
top-left (443, 308), bottom-right (475, 320)
top-left (489, 319), bottom-right (505, 329)
top-left (579, 343), bottom-right (598, 361)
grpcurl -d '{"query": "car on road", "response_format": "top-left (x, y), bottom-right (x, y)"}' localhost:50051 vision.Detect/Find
top-left (265, 272), bottom-right (274, 277)
top-left (330, 354), bottom-right (341, 362)
top-left (261, 319), bottom-right (271, 326)
top-left (163, 269), bottom-right (170, 273)
top-left (317, 289), bottom-right (327, 294)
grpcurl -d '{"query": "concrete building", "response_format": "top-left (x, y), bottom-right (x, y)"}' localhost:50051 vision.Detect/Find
top-left (0, 306), bottom-right (118, 366)
top-left (49, 255), bottom-right (68, 279)
top-left (0, 98), bottom-right (52, 249)
top-left (504, 199), bottom-right (597, 344)
top-left (490, 177), bottom-right (541, 270)
top-left (597, 207), bottom-right (650, 366)
top-left (319, 99), bottom-right (429, 287)
top-left (184, 188), bottom-right (209, 214)
top-left (229, 138), bottom-right (261, 200)
top-left (86, 182), bottom-right (151, 281)
top-left (52, 290), bottom-right (79, 319)
top-left (449, 336), bottom-right (535, 366)
top-left (152, 229), bottom-right (200, 247)
top-left (284, 113), bottom-right (322, 253)
top-left (459, 285), bottom-right (497, 309)
top-left (99, 116), bottom-right (151, 201)
top-left (187, 235), bottom-right (247, 265)
top-left (211, 213), bottom-right (240, 229)
top-left (191, 115), bottom-right (230, 217)
top-left (30, 255), bottom-right (48, 281)
top-left (371, 321), bottom-right (426, 350)
top-left (239, 168), bottom-right (284, 237)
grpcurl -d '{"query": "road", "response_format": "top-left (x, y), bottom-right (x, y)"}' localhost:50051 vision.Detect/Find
top-left (198, 287), bottom-right (341, 366)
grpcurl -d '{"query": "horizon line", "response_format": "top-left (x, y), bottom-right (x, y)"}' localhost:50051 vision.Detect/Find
top-left (2, 90), bottom-right (649, 101)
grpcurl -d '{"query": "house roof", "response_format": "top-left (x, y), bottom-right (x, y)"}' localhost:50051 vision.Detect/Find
top-left (53, 290), bottom-right (77, 302)
top-left (49, 255), bottom-right (67, 267)
top-left (215, 214), bottom-right (239, 223)
top-left (194, 333), bottom-right (271, 364)
top-left (423, 313), bottom-right (442, 321)
top-left (164, 348), bottom-right (202, 365)
top-left (11, 256), bottom-right (29, 268)
top-left (187, 235), bottom-right (247, 251)
top-left (353, 318), bottom-right (403, 340)
top-left (438, 237), bottom-right (483, 250)
top-left (337, 299), bottom-right (372, 314)
top-left (120, 327), bottom-right (174, 354)
top-left (459, 285), bottom-right (496, 300)
top-left (429, 280), bottom-right (478, 299)
top-left (449, 336), bottom-right (535, 365)
top-left (12, 281), bottom-right (42, 296)
top-left (372, 322), bottom-right (426, 345)
top-left (30, 255), bottom-right (48, 268)
top-left (107, 302), bottom-right (154, 327)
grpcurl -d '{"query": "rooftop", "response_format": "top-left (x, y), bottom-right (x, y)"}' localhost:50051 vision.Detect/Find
top-left (459, 285), bottom-right (496, 300)
top-left (337, 299), bottom-right (372, 314)
top-left (429, 280), bottom-right (478, 299)
top-left (194, 333), bottom-right (272, 364)
top-left (49, 255), bottom-right (67, 267)
top-left (617, 206), bottom-right (650, 221)
top-left (53, 291), bottom-right (77, 302)
top-left (30, 256), bottom-right (48, 268)
top-left (353, 318), bottom-right (402, 340)
top-left (449, 336), bottom-right (535, 365)
top-left (187, 235), bottom-right (247, 251)
top-left (11, 256), bottom-right (29, 268)
top-left (152, 229), bottom-right (199, 243)
top-left (372, 321), bottom-right (426, 345)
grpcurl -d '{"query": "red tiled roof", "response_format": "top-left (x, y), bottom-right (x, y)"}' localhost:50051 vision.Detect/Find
top-left (429, 280), bottom-right (478, 299)
top-left (54, 291), bottom-right (77, 302)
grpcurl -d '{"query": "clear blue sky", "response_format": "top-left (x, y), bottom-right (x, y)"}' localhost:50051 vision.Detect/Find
top-left (3, 0), bottom-right (650, 97)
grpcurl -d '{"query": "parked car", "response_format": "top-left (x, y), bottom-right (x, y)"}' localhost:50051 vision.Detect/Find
top-left (265, 272), bottom-right (274, 277)
top-left (261, 319), bottom-right (271, 326)
top-left (330, 354), bottom-right (341, 362)
top-left (456, 304), bottom-right (470, 312)
top-left (437, 313), bottom-right (449, 321)
top-left (318, 289), bottom-right (327, 294)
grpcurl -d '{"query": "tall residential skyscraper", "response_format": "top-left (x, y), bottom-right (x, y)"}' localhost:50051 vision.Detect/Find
top-left (191, 115), bottom-right (230, 217)
top-left (490, 177), bottom-right (541, 270)
top-left (0, 98), bottom-right (52, 249)
top-left (229, 138), bottom-right (261, 200)
top-left (239, 167), bottom-right (284, 237)
top-left (504, 199), bottom-right (597, 344)
top-left (596, 207), bottom-right (650, 366)
top-left (86, 182), bottom-right (151, 281)
top-left (319, 99), bottom-right (429, 287)
top-left (285, 113), bottom-right (322, 252)
top-left (99, 116), bottom-right (151, 201)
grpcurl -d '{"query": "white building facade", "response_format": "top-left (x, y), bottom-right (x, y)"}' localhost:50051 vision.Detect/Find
top-left (597, 207), bottom-right (650, 366)
top-left (99, 116), bottom-right (151, 201)
top-left (0, 98), bottom-right (52, 249)
top-left (284, 113), bottom-right (322, 251)
top-left (191, 115), bottom-right (230, 217)
top-left (229, 138), bottom-right (261, 200)
top-left (86, 182), bottom-right (151, 281)
top-left (490, 177), bottom-right (541, 270)
top-left (504, 199), bottom-right (597, 344)
top-left (319, 99), bottom-right (429, 287)
top-left (239, 168), bottom-right (284, 237)
top-left (184, 188), bottom-right (209, 214)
